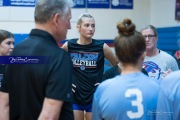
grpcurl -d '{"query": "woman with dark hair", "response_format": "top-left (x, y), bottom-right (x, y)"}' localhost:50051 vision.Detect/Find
top-left (0, 29), bottom-right (14, 56)
top-left (0, 29), bottom-right (14, 88)
top-left (92, 18), bottom-right (159, 120)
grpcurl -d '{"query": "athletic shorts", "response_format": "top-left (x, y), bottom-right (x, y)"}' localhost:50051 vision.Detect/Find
top-left (73, 103), bottom-right (92, 112)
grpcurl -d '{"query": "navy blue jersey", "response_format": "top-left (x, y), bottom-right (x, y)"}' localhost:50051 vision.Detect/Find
top-left (68, 39), bottom-right (104, 105)
top-left (93, 72), bottom-right (159, 120)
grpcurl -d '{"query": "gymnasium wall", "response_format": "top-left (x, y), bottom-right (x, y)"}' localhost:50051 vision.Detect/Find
top-left (0, 0), bottom-right (180, 53)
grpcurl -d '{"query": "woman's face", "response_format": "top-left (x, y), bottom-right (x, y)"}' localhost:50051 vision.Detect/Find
top-left (0, 37), bottom-right (14, 56)
top-left (141, 28), bottom-right (158, 51)
top-left (77, 18), bottom-right (95, 39)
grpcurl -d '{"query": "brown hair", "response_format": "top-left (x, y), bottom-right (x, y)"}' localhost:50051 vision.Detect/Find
top-left (115, 18), bottom-right (146, 65)
top-left (0, 29), bottom-right (14, 43)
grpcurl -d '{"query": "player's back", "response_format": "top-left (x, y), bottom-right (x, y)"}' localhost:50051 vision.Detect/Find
top-left (93, 72), bottom-right (159, 120)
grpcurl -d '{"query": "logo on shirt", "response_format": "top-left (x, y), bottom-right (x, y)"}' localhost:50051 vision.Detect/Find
top-left (143, 61), bottom-right (161, 79)
top-left (70, 52), bottom-right (98, 70)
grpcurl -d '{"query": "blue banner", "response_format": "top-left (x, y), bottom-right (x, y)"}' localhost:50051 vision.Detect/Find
top-left (10, 0), bottom-right (36, 7)
top-left (111, 0), bottom-right (133, 9)
top-left (0, 0), bottom-right (133, 9)
top-left (0, 0), bottom-right (9, 6)
top-left (0, 56), bottom-right (50, 64)
top-left (73, 0), bottom-right (86, 8)
top-left (87, 0), bottom-right (110, 8)
top-left (0, 0), bottom-right (36, 7)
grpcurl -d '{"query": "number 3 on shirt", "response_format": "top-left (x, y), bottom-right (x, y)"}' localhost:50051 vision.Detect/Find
top-left (125, 89), bottom-right (144, 119)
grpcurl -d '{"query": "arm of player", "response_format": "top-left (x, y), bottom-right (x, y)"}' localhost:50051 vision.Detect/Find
top-left (38, 97), bottom-right (63, 120)
top-left (0, 91), bottom-right (9, 120)
top-left (103, 43), bottom-right (117, 66)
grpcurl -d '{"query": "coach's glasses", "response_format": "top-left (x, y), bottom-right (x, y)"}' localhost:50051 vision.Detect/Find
top-left (143, 35), bottom-right (156, 40)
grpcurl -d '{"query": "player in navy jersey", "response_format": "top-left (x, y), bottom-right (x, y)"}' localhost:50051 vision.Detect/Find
top-left (92, 18), bottom-right (160, 120)
top-left (62, 13), bottom-right (117, 120)
top-left (156, 70), bottom-right (180, 120)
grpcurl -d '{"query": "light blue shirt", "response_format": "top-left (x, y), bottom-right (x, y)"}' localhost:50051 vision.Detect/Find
top-left (92, 72), bottom-right (159, 120)
top-left (156, 71), bottom-right (180, 120)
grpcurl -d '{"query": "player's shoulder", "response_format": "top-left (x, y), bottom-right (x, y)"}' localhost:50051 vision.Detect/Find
top-left (99, 78), bottom-right (114, 88)
top-left (92, 39), bottom-right (104, 45)
top-left (67, 38), bottom-right (78, 44)
top-left (139, 73), bottom-right (160, 87)
top-left (160, 71), bottom-right (180, 99)
top-left (160, 50), bottom-right (175, 59)
top-left (97, 76), bottom-right (119, 93)
top-left (161, 71), bottom-right (180, 88)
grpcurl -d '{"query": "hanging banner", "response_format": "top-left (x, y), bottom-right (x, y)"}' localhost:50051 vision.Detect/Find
top-left (0, 0), bottom-right (3, 6)
top-left (0, 0), bottom-right (36, 7)
top-left (111, 0), bottom-right (133, 9)
top-left (10, 0), bottom-right (36, 7)
top-left (73, 0), bottom-right (86, 8)
top-left (0, 0), bottom-right (133, 9)
top-left (87, 0), bottom-right (110, 8)
top-left (175, 0), bottom-right (180, 20)
top-left (0, 0), bottom-right (9, 6)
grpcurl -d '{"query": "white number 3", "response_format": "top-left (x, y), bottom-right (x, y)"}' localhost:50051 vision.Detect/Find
top-left (125, 89), bottom-right (144, 119)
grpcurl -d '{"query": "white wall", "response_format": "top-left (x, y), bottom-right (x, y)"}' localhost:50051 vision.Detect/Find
top-left (0, 7), bottom-right (34, 33)
top-left (150, 0), bottom-right (180, 28)
top-left (61, 0), bottom-right (151, 39)
top-left (0, 0), bottom-right (179, 38)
